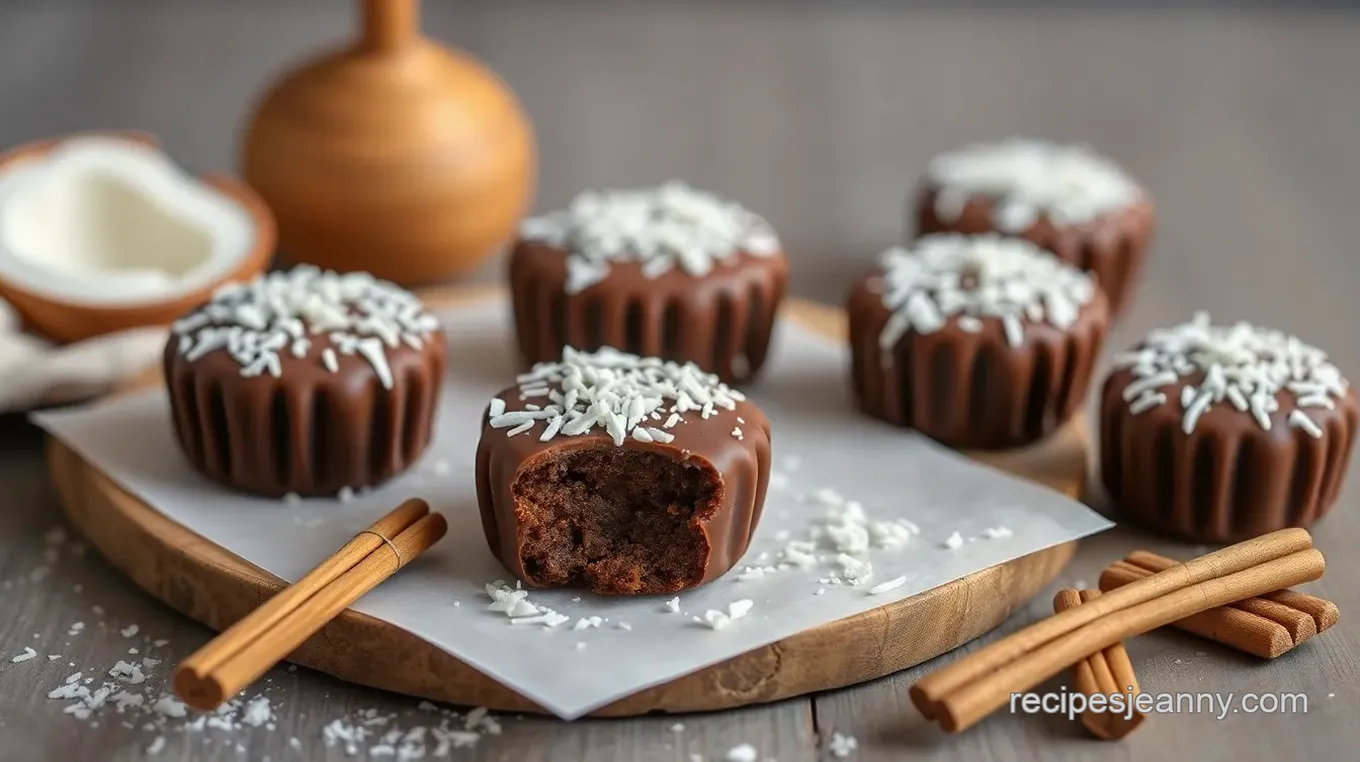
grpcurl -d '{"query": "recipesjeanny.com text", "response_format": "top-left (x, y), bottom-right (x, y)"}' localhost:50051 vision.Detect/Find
top-left (1010, 688), bottom-right (1309, 721)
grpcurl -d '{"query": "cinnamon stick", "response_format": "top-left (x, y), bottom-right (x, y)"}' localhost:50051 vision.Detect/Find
top-left (1053, 589), bottom-right (1145, 740)
top-left (1099, 561), bottom-right (1294, 658)
top-left (1125, 550), bottom-right (1337, 641)
top-left (174, 500), bottom-right (445, 710)
top-left (909, 527), bottom-right (1313, 721)
top-left (925, 546), bottom-right (1325, 732)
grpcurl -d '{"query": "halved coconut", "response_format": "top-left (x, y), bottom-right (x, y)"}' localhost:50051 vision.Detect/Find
top-left (0, 132), bottom-right (274, 343)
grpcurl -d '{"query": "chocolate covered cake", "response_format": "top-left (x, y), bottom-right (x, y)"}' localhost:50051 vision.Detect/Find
top-left (1101, 313), bottom-right (1358, 542)
top-left (848, 233), bottom-right (1109, 450)
top-left (914, 138), bottom-right (1154, 317)
top-left (164, 266), bottom-right (445, 497)
top-left (475, 347), bottom-right (772, 595)
top-left (510, 182), bottom-right (788, 384)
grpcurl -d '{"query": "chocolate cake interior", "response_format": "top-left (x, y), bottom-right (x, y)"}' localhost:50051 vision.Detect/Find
top-left (511, 446), bottom-right (722, 595)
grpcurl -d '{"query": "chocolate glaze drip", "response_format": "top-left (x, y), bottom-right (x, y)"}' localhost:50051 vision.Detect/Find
top-left (914, 186), bottom-right (1154, 319)
top-left (1100, 366), bottom-right (1359, 542)
top-left (847, 275), bottom-right (1109, 450)
top-left (164, 333), bottom-right (445, 497)
top-left (508, 241), bottom-right (788, 384)
top-left (475, 387), bottom-right (772, 593)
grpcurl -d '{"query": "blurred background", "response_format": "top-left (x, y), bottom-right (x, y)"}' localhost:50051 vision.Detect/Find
top-left (1, 0), bottom-right (1357, 357)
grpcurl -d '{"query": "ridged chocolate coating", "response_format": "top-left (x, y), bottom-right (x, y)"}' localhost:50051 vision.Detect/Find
top-left (847, 275), bottom-right (1109, 450)
top-left (508, 240), bottom-right (788, 384)
top-left (1100, 367), bottom-right (1359, 543)
top-left (914, 186), bottom-right (1154, 319)
top-left (163, 333), bottom-right (445, 497)
top-left (475, 390), bottom-right (772, 594)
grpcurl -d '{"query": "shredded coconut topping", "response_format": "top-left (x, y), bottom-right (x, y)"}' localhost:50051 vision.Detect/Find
top-left (1114, 312), bottom-right (1349, 436)
top-left (172, 266), bottom-right (440, 389)
top-left (488, 346), bottom-right (746, 446)
top-left (874, 234), bottom-right (1095, 353)
top-left (517, 182), bottom-right (781, 294)
top-left (927, 138), bottom-right (1141, 232)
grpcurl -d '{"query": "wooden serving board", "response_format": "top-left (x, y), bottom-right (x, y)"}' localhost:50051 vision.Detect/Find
top-left (47, 287), bottom-right (1088, 717)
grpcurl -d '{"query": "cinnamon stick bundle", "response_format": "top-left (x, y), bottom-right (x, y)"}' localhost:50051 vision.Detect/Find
top-left (910, 528), bottom-right (1325, 733)
top-left (174, 498), bottom-right (447, 711)
top-left (1053, 589), bottom-right (1145, 740)
top-left (1099, 550), bottom-right (1339, 658)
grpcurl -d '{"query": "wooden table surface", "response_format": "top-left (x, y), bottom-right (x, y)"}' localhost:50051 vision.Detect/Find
top-left (2, 2), bottom-right (1358, 760)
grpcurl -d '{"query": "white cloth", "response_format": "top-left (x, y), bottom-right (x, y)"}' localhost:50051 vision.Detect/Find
top-left (0, 296), bottom-right (167, 412)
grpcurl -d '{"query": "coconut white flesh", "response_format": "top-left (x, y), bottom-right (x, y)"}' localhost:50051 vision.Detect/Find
top-left (0, 136), bottom-right (258, 306)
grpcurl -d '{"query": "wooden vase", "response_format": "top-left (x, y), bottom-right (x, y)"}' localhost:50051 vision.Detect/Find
top-left (240, 0), bottom-right (536, 286)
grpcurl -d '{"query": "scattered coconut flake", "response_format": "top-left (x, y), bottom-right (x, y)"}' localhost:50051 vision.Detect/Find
top-left (507, 600), bottom-right (539, 618)
top-left (490, 346), bottom-right (747, 446)
top-left (664, 597), bottom-right (681, 613)
top-left (1113, 312), bottom-right (1348, 436)
top-left (726, 743), bottom-right (759, 762)
top-left (148, 694), bottom-right (187, 719)
top-left (829, 731), bottom-right (859, 758)
top-left (868, 576), bottom-right (907, 595)
top-left (781, 541), bottom-right (817, 568)
top-left (10, 647), bottom-right (36, 663)
top-left (109, 661), bottom-right (145, 684)
top-left (927, 138), bottom-right (1141, 231)
top-left (120, 624), bottom-right (140, 638)
top-left (241, 696), bottom-right (273, 727)
top-left (982, 526), bottom-right (1014, 539)
top-left (873, 234), bottom-right (1095, 356)
top-left (736, 566), bottom-right (771, 581)
top-left (518, 183), bottom-right (780, 294)
top-left (943, 531), bottom-right (965, 550)
top-left (146, 736), bottom-right (166, 755)
top-left (671, 722), bottom-right (686, 732)
top-left (573, 616), bottom-right (603, 631)
top-left (509, 610), bottom-right (570, 628)
top-left (836, 554), bottom-right (873, 586)
top-left (696, 599), bottom-right (754, 630)
top-left (68, 622), bottom-right (85, 635)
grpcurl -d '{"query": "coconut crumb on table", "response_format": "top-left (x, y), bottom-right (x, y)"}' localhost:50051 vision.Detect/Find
top-left (10, 647), bottom-right (36, 663)
top-left (829, 731), bottom-right (859, 758)
top-left (726, 743), bottom-right (759, 762)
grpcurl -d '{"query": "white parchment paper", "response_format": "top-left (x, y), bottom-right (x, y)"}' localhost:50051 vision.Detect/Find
top-left (32, 301), bottom-right (1111, 719)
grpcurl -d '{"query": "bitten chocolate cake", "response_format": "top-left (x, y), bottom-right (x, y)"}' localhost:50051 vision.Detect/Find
top-left (164, 266), bottom-right (445, 497)
top-left (848, 233), bottom-right (1109, 450)
top-left (509, 182), bottom-right (788, 384)
top-left (914, 138), bottom-right (1154, 317)
top-left (1101, 313), bottom-right (1358, 542)
top-left (475, 347), bottom-right (772, 595)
